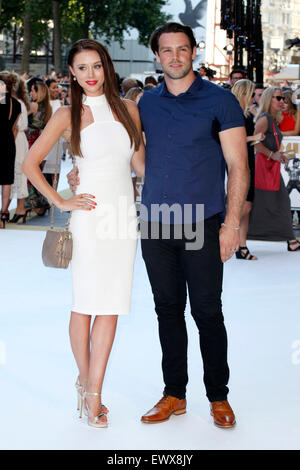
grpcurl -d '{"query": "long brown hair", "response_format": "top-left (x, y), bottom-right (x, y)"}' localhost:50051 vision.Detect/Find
top-left (67, 39), bottom-right (140, 157)
top-left (282, 90), bottom-right (297, 117)
top-left (0, 70), bottom-right (18, 93)
top-left (14, 75), bottom-right (31, 111)
top-left (34, 82), bottom-right (52, 125)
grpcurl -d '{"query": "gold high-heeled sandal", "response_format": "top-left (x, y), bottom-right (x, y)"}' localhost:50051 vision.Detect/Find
top-left (75, 376), bottom-right (109, 418)
top-left (84, 391), bottom-right (108, 428)
top-left (75, 376), bottom-right (85, 418)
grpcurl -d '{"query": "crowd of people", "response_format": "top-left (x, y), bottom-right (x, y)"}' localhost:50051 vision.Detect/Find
top-left (1, 52), bottom-right (300, 256)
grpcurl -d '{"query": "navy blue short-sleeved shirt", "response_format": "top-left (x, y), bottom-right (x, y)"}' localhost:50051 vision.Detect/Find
top-left (138, 73), bottom-right (245, 222)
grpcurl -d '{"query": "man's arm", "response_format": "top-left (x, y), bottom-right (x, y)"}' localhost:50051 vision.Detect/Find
top-left (218, 126), bottom-right (249, 262)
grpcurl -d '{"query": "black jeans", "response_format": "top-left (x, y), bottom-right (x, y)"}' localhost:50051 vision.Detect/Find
top-left (141, 214), bottom-right (229, 402)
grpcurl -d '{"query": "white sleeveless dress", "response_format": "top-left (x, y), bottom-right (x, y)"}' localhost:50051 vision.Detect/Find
top-left (70, 94), bottom-right (138, 316)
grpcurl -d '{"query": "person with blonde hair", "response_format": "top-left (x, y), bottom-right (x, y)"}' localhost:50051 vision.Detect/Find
top-left (231, 79), bottom-right (265, 259)
top-left (279, 90), bottom-right (300, 136)
top-left (247, 86), bottom-right (300, 250)
top-left (124, 86), bottom-right (143, 104)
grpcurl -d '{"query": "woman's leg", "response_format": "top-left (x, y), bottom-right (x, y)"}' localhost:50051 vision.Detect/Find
top-left (69, 311), bottom-right (92, 387)
top-left (1, 185), bottom-right (11, 213)
top-left (238, 201), bottom-right (257, 259)
top-left (85, 315), bottom-right (118, 422)
top-left (16, 198), bottom-right (26, 214)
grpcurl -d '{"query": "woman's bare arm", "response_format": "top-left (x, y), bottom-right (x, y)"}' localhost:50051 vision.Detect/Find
top-left (254, 115), bottom-right (287, 162)
top-left (22, 107), bottom-right (96, 211)
top-left (124, 99), bottom-right (145, 178)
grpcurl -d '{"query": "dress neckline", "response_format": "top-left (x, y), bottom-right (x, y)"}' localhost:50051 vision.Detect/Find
top-left (83, 94), bottom-right (106, 106)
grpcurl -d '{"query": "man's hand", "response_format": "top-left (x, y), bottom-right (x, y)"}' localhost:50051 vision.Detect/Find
top-left (67, 167), bottom-right (80, 193)
top-left (219, 225), bottom-right (240, 263)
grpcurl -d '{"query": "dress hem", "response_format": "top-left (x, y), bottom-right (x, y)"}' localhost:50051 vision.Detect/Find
top-left (71, 307), bottom-right (130, 316)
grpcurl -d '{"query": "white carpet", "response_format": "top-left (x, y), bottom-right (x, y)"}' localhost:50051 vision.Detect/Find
top-left (0, 222), bottom-right (300, 449)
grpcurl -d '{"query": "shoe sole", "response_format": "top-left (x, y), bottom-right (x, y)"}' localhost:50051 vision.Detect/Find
top-left (141, 408), bottom-right (186, 424)
top-left (210, 411), bottom-right (236, 428)
top-left (88, 421), bottom-right (108, 428)
top-left (213, 421), bottom-right (236, 429)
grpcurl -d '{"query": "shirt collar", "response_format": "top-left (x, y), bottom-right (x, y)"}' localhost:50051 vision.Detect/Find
top-left (159, 72), bottom-right (203, 98)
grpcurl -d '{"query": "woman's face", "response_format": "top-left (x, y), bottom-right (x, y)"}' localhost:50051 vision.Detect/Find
top-left (30, 85), bottom-right (38, 101)
top-left (282, 98), bottom-right (289, 113)
top-left (69, 49), bottom-right (105, 97)
top-left (270, 89), bottom-right (284, 114)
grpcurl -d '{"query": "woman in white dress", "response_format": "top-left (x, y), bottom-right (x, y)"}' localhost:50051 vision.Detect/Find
top-left (22, 39), bottom-right (145, 428)
top-left (10, 74), bottom-right (30, 223)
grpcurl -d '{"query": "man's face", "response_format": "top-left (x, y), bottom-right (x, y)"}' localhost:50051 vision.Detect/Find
top-left (49, 82), bottom-right (59, 100)
top-left (230, 73), bottom-right (243, 85)
top-left (254, 88), bottom-right (264, 104)
top-left (155, 32), bottom-right (196, 81)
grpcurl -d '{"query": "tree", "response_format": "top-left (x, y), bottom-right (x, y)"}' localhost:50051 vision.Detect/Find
top-left (21, 11), bottom-right (31, 73)
top-left (1, 0), bottom-right (171, 73)
top-left (1, 0), bottom-right (52, 72)
top-left (60, 0), bottom-right (171, 46)
top-left (53, 0), bottom-right (62, 73)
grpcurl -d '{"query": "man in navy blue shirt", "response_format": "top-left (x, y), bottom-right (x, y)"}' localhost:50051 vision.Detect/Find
top-left (139, 23), bottom-right (248, 428)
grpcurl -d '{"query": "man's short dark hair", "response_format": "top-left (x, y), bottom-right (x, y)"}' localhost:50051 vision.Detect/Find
top-left (229, 69), bottom-right (245, 79)
top-left (150, 22), bottom-right (197, 54)
top-left (46, 78), bottom-right (57, 88)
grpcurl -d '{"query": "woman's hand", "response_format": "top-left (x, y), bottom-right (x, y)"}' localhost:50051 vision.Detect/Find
top-left (271, 151), bottom-right (288, 163)
top-left (58, 193), bottom-right (97, 212)
top-left (253, 132), bottom-right (265, 142)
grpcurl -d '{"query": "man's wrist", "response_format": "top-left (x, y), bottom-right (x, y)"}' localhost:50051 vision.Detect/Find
top-left (221, 222), bottom-right (240, 231)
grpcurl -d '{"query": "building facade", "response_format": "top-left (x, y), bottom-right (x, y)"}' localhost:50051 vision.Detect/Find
top-left (261, 0), bottom-right (300, 73)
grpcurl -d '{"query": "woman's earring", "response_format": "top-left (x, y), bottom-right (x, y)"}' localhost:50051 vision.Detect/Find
top-left (73, 76), bottom-right (77, 81)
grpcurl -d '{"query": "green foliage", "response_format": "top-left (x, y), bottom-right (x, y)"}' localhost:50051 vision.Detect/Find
top-left (1, 0), bottom-right (171, 53)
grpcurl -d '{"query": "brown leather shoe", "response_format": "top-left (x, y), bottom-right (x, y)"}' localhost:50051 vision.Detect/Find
top-left (141, 395), bottom-right (187, 424)
top-left (210, 400), bottom-right (236, 428)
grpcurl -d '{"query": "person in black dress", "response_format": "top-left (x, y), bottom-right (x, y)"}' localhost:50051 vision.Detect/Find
top-left (231, 79), bottom-right (265, 259)
top-left (0, 72), bottom-right (21, 228)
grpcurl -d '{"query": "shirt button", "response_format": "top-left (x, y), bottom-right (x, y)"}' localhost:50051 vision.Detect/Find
top-left (168, 134), bottom-right (172, 139)
top-left (163, 194), bottom-right (167, 198)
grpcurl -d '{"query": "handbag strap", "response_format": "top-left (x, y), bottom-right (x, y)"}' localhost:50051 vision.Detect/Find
top-left (50, 139), bottom-right (76, 230)
top-left (272, 120), bottom-right (280, 151)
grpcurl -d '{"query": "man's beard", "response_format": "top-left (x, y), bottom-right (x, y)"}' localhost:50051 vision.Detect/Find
top-left (163, 62), bottom-right (193, 80)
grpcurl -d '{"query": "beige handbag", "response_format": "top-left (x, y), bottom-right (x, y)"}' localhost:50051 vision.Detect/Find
top-left (42, 140), bottom-right (75, 269)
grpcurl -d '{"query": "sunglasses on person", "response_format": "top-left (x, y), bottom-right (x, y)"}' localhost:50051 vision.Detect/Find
top-left (272, 96), bottom-right (284, 101)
